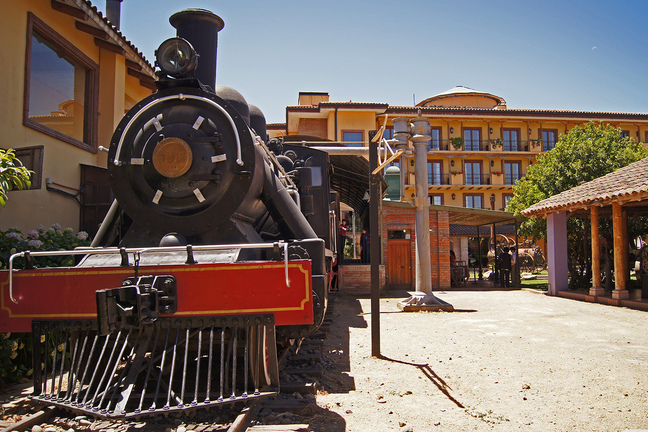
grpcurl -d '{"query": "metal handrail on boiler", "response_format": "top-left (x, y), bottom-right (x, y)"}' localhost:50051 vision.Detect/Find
top-left (8, 242), bottom-right (293, 304)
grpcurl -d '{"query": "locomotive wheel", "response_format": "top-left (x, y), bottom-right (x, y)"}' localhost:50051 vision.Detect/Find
top-left (248, 325), bottom-right (272, 388)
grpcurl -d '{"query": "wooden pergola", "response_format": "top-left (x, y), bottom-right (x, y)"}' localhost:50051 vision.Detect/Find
top-left (523, 157), bottom-right (648, 301)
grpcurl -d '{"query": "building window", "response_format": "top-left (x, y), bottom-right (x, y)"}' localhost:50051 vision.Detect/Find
top-left (428, 161), bottom-right (443, 185)
top-left (502, 129), bottom-right (519, 151)
top-left (464, 194), bottom-right (483, 209)
top-left (504, 161), bottom-right (522, 185)
top-left (464, 161), bottom-right (482, 185)
top-left (428, 127), bottom-right (441, 150)
top-left (342, 131), bottom-right (363, 147)
top-left (12, 146), bottom-right (44, 189)
top-left (24, 13), bottom-right (98, 152)
top-left (430, 194), bottom-right (443, 205)
top-left (621, 130), bottom-right (630, 138)
top-left (382, 127), bottom-right (394, 140)
top-left (503, 193), bottom-right (513, 211)
top-left (542, 129), bottom-right (557, 151)
top-left (463, 128), bottom-right (481, 151)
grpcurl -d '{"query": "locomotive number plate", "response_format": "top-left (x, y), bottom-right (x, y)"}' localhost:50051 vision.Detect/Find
top-left (152, 137), bottom-right (193, 178)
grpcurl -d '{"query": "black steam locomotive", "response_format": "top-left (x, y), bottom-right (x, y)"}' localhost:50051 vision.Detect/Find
top-left (2, 9), bottom-right (336, 419)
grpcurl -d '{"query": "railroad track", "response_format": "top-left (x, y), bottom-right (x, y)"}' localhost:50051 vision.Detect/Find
top-left (0, 296), bottom-right (336, 432)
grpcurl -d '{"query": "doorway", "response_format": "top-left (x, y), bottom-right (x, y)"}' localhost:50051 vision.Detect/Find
top-left (388, 229), bottom-right (412, 289)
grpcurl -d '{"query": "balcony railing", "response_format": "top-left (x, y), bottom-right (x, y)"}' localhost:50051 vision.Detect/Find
top-left (464, 173), bottom-right (491, 185)
top-left (428, 173), bottom-right (451, 185)
top-left (433, 139), bottom-right (540, 152)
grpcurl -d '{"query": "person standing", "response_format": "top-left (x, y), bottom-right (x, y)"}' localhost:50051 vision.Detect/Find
top-left (338, 219), bottom-right (348, 264)
top-left (497, 247), bottom-right (512, 288)
top-left (360, 228), bottom-right (370, 263)
top-left (510, 247), bottom-right (519, 286)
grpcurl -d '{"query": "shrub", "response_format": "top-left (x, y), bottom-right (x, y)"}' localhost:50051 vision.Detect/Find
top-left (0, 224), bottom-right (92, 383)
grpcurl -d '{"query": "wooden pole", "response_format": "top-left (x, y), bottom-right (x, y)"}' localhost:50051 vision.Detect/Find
top-left (590, 206), bottom-right (603, 295)
top-left (370, 134), bottom-right (380, 357)
top-left (612, 202), bottom-right (628, 299)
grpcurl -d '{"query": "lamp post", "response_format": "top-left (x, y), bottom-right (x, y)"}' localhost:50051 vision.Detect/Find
top-left (393, 112), bottom-right (453, 311)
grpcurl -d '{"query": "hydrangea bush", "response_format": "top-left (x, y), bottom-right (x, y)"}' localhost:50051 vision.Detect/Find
top-left (0, 224), bottom-right (92, 383)
top-left (0, 224), bottom-right (91, 269)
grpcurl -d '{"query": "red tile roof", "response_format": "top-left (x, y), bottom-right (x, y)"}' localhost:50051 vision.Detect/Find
top-left (522, 157), bottom-right (648, 217)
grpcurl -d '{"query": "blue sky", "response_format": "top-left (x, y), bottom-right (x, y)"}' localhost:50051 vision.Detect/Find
top-left (94, 0), bottom-right (648, 123)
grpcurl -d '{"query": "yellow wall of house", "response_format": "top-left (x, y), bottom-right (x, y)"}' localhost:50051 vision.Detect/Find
top-left (331, 111), bottom-right (379, 144)
top-left (0, 1), bottom-right (153, 233)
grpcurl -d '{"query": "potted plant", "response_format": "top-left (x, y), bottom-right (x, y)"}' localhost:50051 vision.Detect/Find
top-left (492, 171), bottom-right (503, 176)
top-left (450, 170), bottom-right (463, 176)
top-left (490, 138), bottom-right (503, 149)
top-left (450, 137), bottom-right (463, 150)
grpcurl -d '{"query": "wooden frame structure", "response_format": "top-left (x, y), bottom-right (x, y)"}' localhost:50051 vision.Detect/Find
top-left (523, 157), bottom-right (648, 303)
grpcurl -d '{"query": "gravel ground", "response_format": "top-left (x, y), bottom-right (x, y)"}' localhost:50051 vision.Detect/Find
top-left (2, 289), bottom-right (647, 432)
top-left (312, 289), bottom-right (648, 432)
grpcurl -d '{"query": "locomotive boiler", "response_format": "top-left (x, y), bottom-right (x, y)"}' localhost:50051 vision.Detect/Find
top-left (0, 9), bottom-right (335, 419)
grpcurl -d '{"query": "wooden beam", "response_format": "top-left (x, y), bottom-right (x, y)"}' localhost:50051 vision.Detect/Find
top-left (75, 21), bottom-right (108, 40)
top-left (139, 78), bottom-right (157, 91)
top-left (94, 37), bottom-right (126, 56)
top-left (127, 67), bottom-right (155, 83)
top-left (51, 0), bottom-right (87, 20)
top-left (125, 59), bottom-right (142, 71)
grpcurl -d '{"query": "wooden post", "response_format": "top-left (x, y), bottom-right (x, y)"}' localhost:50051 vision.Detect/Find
top-left (590, 206), bottom-right (604, 296)
top-left (622, 209), bottom-right (629, 287)
top-left (612, 202), bottom-right (629, 299)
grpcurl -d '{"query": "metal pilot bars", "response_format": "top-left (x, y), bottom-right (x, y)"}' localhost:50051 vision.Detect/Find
top-left (392, 113), bottom-right (453, 312)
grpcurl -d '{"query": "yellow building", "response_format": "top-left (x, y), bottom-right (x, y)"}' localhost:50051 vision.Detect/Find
top-left (0, 0), bottom-right (154, 234)
top-left (270, 87), bottom-right (648, 212)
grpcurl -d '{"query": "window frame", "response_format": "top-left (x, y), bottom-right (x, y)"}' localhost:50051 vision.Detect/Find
top-left (541, 129), bottom-right (558, 152)
top-left (427, 160), bottom-right (443, 185)
top-left (503, 160), bottom-right (522, 185)
top-left (463, 128), bottom-right (481, 151)
top-left (464, 193), bottom-right (484, 209)
top-left (12, 146), bottom-right (44, 189)
top-left (430, 194), bottom-right (444, 205)
top-left (23, 13), bottom-right (99, 153)
top-left (342, 130), bottom-right (364, 147)
top-left (464, 160), bottom-right (483, 185)
top-left (429, 127), bottom-right (442, 150)
top-left (502, 128), bottom-right (520, 151)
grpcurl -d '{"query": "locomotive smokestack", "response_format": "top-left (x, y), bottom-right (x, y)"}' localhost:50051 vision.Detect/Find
top-left (169, 9), bottom-right (224, 89)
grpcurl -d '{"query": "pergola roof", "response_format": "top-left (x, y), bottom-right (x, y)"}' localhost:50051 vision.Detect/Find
top-left (522, 157), bottom-right (648, 217)
top-left (384, 201), bottom-right (521, 227)
top-left (444, 205), bottom-right (521, 226)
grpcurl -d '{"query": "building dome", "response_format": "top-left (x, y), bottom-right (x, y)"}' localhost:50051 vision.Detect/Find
top-left (417, 86), bottom-right (507, 109)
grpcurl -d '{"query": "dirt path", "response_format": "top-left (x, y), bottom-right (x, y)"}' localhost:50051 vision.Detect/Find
top-left (313, 289), bottom-right (648, 431)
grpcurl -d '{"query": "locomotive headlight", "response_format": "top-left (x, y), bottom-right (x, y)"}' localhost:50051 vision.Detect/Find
top-left (155, 37), bottom-right (198, 78)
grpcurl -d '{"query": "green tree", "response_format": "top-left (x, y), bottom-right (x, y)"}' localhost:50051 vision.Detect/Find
top-left (507, 121), bottom-right (648, 287)
top-left (0, 149), bottom-right (32, 206)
